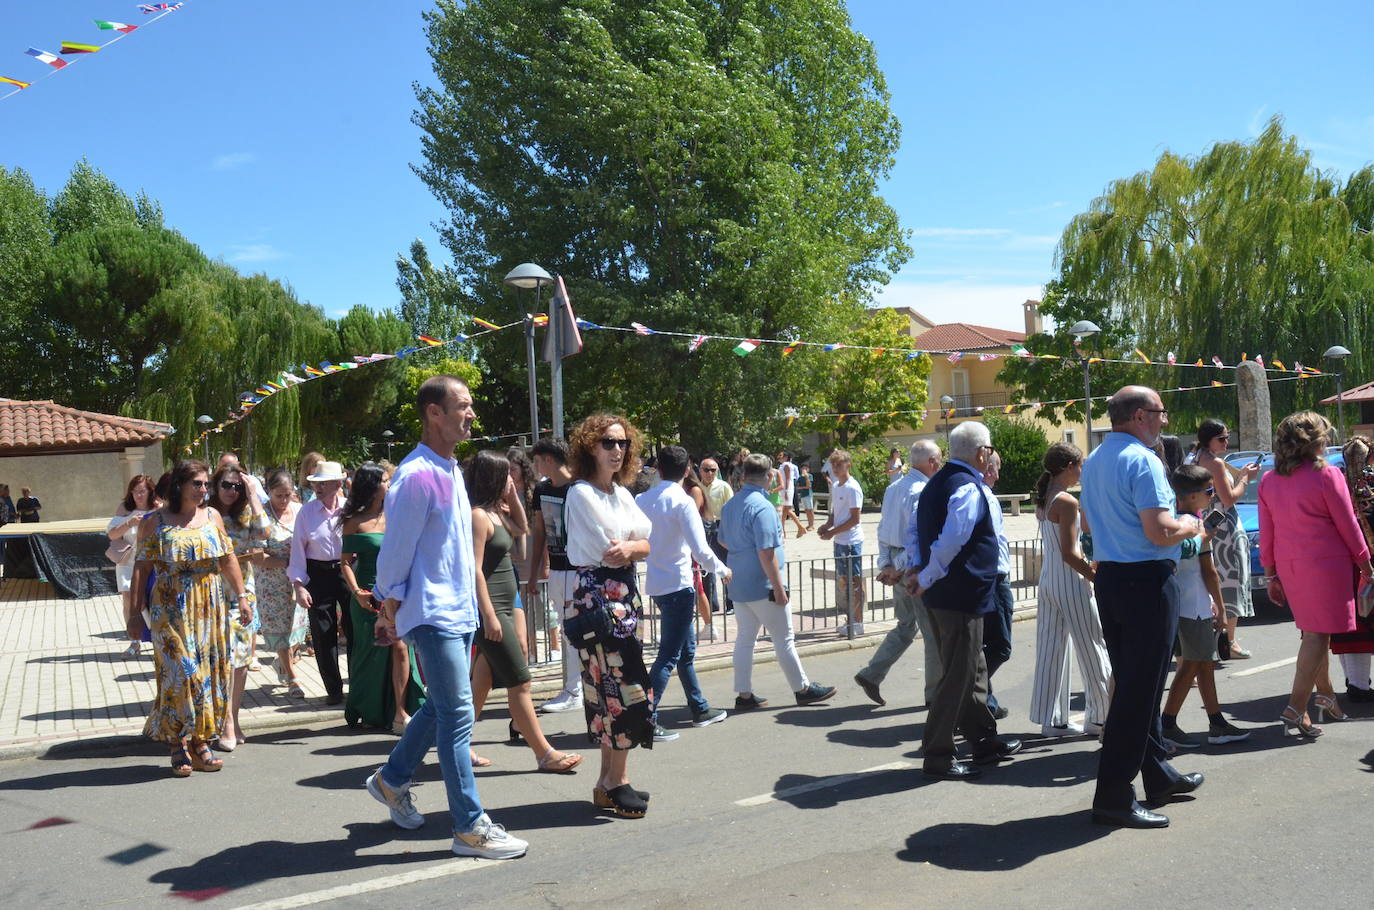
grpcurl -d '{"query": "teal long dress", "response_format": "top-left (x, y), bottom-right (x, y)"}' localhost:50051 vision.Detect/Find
top-left (342, 531), bottom-right (424, 729)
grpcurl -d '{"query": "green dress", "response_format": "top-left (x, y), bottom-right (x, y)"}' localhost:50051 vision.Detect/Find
top-left (342, 531), bottom-right (424, 729)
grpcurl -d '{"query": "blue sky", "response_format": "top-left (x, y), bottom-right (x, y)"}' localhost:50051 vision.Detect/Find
top-left (4, 1), bottom-right (1373, 333)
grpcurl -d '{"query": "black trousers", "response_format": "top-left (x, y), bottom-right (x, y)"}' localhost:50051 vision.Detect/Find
top-left (305, 558), bottom-right (349, 700)
top-left (704, 521), bottom-right (732, 612)
top-left (983, 573), bottom-right (1015, 704)
top-left (1092, 560), bottom-right (1183, 810)
top-left (921, 606), bottom-right (998, 769)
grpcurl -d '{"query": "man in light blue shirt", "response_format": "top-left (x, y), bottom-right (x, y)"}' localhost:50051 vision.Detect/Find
top-left (855, 440), bottom-right (941, 707)
top-left (365, 376), bottom-right (528, 860)
top-left (721, 454), bottom-right (835, 710)
top-left (1079, 385), bottom-right (1204, 830)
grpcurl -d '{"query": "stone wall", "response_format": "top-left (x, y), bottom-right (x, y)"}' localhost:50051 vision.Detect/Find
top-left (0, 443), bottom-right (165, 522)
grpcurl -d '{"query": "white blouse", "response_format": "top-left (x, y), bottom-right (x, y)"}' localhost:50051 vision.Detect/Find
top-left (564, 480), bottom-right (652, 568)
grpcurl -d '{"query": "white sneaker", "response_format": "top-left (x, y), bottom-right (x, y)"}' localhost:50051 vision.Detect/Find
top-left (1040, 722), bottom-right (1085, 737)
top-left (366, 769), bottom-right (425, 829)
top-left (838, 622), bottom-right (865, 637)
top-left (453, 813), bottom-right (527, 859)
top-left (698, 625), bottom-right (718, 642)
top-left (539, 689), bottom-right (582, 713)
top-left (1083, 721), bottom-right (1105, 737)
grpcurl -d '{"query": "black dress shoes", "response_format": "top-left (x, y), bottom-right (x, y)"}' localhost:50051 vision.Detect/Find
top-left (1092, 803), bottom-right (1169, 828)
top-left (922, 762), bottom-right (983, 781)
top-left (1145, 772), bottom-right (1204, 805)
top-left (853, 673), bottom-right (885, 706)
top-left (971, 737), bottom-right (1023, 764)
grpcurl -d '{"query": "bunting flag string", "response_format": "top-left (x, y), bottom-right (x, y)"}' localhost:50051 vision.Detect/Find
top-left (4, 3), bottom-right (189, 101)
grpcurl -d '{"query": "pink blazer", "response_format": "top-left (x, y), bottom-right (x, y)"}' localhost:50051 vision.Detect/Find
top-left (1258, 463), bottom-right (1369, 568)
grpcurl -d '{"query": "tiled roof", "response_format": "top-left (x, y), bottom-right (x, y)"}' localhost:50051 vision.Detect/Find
top-left (913, 322), bottom-right (1027, 352)
top-left (1321, 378), bottom-right (1374, 405)
top-left (0, 400), bottom-right (173, 455)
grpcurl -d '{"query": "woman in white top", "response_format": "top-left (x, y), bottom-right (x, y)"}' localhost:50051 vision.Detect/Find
top-left (1028, 442), bottom-right (1112, 737)
top-left (109, 474), bottom-right (157, 658)
top-left (562, 413), bottom-right (653, 818)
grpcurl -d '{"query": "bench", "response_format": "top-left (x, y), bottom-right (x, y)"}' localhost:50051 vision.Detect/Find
top-left (996, 493), bottom-right (1030, 516)
top-left (811, 491), bottom-right (830, 511)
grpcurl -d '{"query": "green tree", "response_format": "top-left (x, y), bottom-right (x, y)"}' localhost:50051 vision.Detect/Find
top-left (396, 356), bottom-right (485, 455)
top-left (814, 306), bottom-right (931, 447)
top-left (411, 0), bottom-right (910, 450)
top-left (0, 166), bottom-right (51, 399)
top-left (1004, 118), bottom-right (1374, 434)
top-left (984, 414), bottom-right (1048, 496)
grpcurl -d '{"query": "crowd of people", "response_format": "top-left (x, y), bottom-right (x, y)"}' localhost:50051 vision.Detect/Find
top-left (108, 374), bottom-right (1374, 855)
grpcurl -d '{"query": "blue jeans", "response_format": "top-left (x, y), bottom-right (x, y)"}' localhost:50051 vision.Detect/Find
top-left (983, 573), bottom-right (1014, 710)
top-left (834, 542), bottom-right (863, 577)
top-left (380, 624), bottom-right (484, 833)
top-left (648, 588), bottom-right (709, 717)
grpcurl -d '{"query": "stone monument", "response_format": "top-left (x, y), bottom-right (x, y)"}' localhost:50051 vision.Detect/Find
top-left (1235, 361), bottom-right (1272, 452)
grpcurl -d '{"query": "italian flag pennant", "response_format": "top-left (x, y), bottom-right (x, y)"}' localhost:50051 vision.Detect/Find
top-left (733, 339), bottom-right (759, 357)
top-left (94, 20), bottom-right (138, 33)
top-left (1010, 343), bottom-right (1031, 357)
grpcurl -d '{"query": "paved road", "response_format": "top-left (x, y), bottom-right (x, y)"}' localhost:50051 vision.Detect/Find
top-left (3, 612), bottom-right (1370, 908)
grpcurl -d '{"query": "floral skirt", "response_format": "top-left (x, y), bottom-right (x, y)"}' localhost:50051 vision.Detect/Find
top-left (568, 565), bottom-right (655, 750)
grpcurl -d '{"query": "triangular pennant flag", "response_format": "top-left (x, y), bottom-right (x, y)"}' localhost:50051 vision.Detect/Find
top-left (1088, 357), bottom-right (1102, 364)
top-left (1003, 404), bottom-right (1015, 414)
top-left (94, 20), bottom-right (138, 33)
top-left (472, 317), bottom-right (501, 331)
top-left (304, 365), bottom-right (325, 376)
top-left (631, 322), bottom-right (655, 335)
top-left (781, 342), bottom-right (798, 356)
top-left (576, 318), bottom-right (601, 330)
top-left (1255, 354), bottom-right (1265, 368)
top-left (1240, 352), bottom-right (1248, 362)
top-left (1167, 351), bottom-right (1177, 365)
top-left (824, 343), bottom-right (845, 352)
top-left (1134, 348), bottom-right (1152, 364)
top-left (944, 408), bottom-right (957, 418)
top-left (946, 352), bottom-right (964, 363)
top-left (1211, 355), bottom-right (1224, 368)
top-left (1194, 358), bottom-right (1204, 367)
top-left (417, 335), bottom-right (444, 347)
top-left (1211, 380), bottom-right (1224, 387)
top-left (906, 351), bottom-right (922, 360)
top-left (688, 334), bottom-right (708, 353)
top-left (60, 42), bottom-right (100, 54)
top-left (1272, 359), bottom-right (1286, 371)
top-left (733, 339), bottom-right (759, 357)
top-left (532, 314), bottom-right (549, 327)
top-left (871, 347), bottom-right (885, 358)
top-left (978, 353), bottom-right (997, 362)
top-left (785, 416), bottom-right (795, 428)
top-left (1010, 343), bottom-right (1031, 357)
top-left (25, 48), bottom-right (67, 69)
top-left (0, 75), bottom-right (31, 88)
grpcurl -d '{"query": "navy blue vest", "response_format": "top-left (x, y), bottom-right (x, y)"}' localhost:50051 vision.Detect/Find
top-left (915, 461), bottom-right (998, 615)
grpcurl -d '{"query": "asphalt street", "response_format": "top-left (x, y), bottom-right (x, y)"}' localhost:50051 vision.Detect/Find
top-left (3, 610), bottom-right (1372, 909)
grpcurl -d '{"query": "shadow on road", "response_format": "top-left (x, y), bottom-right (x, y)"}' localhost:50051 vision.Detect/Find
top-left (827, 722), bottom-right (922, 749)
top-left (770, 703), bottom-right (912, 729)
top-left (766, 766), bottom-right (926, 809)
top-left (897, 811), bottom-right (1109, 869)
top-left (0, 762), bottom-right (167, 790)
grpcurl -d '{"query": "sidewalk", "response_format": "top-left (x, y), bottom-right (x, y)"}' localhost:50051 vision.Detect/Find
top-left (0, 508), bottom-right (1040, 761)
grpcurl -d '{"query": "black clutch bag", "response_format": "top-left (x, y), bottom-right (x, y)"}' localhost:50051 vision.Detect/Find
top-left (563, 604), bottom-right (616, 647)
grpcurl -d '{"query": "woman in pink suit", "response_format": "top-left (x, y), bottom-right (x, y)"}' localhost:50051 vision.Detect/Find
top-left (1259, 411), bottom-right (1374, 738)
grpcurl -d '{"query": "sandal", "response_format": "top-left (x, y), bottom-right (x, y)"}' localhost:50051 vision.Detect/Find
top-left (170, 744), bottom-right (192, 778)
top-left (470, 750), bottom-right (493, 768)
top-left (593, 784), bottom-right (650, 808)
top-left (1314, 694), bottom-right (1348, 722)
top-left (603, 783), bottom-right (648, 818)
top-left (1229, 643), bottom-right (1252, 659)
top-left (189, 740), bottom-right (224, 772)
top-left (287, 683), bottom-right (305, 699)
top-left (1280, 704), bottom-right (1323, 739)
top-left (536, 749), bottom-right (583, 774)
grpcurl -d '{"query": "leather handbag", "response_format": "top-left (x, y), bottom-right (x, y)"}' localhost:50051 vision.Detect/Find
top-left (563, 604), bottom-right (616, 647)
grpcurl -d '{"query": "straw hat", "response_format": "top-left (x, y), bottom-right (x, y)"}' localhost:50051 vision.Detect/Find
top-left (306, 461), bottom-right (346, 482)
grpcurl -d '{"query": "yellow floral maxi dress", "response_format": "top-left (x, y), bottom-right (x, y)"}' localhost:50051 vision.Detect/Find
top-left (141, 520), bottom-right (234, 743)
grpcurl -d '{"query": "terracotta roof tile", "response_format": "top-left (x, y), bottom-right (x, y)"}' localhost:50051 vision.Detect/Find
top-left (912, 323), bottom-right (1027, 352)
top-left (0, 400), bottom-right (173, 455)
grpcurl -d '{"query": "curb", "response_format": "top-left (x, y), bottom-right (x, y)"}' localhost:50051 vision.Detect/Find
top-left (0, 604), bottom-right (1038, 763)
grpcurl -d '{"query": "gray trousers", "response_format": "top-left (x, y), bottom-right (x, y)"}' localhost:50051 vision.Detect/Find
top-left (857, 582), bottom-right (942, 705)
top-left (920, 606), bottom-right (997, 770)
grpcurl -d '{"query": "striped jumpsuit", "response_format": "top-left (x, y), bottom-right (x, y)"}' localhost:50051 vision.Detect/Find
top-left (1029, 502), bottom-right (1112, 727)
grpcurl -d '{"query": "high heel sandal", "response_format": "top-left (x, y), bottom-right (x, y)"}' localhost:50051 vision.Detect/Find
top-left (601, 783), bottom-right (648, 818)
top-left (1280, 705), bottom-right (1323, 738)
top-left (169, 744), bottom-right (193, 778)
top-left (508, 721), bottom-right (523, 744)
top-left (189, 740), bottom-right (224, 772)
top-left (593, 784), bottom-right (651, 809)
top-left (1313, 694), bottom-right (1348, 723)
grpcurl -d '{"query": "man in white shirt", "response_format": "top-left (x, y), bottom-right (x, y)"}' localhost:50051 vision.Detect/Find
top-left (818, 449), bottom-right (866, 636)
top-left (287, 459), bottom-right (348, 704)
top-left (775, 450), bottom-right (807, 538)
top-left (700, 457), bottom-right (734, 614)
top-left (636, 446), bottom-right (732, 739)
top-left (855, 440), bottom-right (942, 707)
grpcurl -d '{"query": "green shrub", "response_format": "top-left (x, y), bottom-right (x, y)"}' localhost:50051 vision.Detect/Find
top-left (983, 415), bottom-right (1048, 495)
top-left (837, 445), bottom-right (892, 507)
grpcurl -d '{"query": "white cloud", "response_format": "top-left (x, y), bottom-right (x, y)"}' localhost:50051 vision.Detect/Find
top-left (228, 243), bottom-right (284, 264)
top-left (871, 281), bottom-right (1049, 331)
top-left (212, 152), bottom-right (256, 171)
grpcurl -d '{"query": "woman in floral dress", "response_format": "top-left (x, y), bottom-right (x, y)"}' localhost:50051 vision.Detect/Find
top-left (256, 469), bottom-right (307, 698)
top-left (130, 460), bottom-right (252, 777)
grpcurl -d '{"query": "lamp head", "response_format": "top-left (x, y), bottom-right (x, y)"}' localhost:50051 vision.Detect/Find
top-left (1324, 345), bottom-right (1352, 360)
top-left (1068, 320), bottom-right (1102, 341)
top-left (196, 414), bottom-right (212, 426)
top-left (503, 263), bottom-right (553, 290)
top-left (939, 394), bottom-right (955, 407)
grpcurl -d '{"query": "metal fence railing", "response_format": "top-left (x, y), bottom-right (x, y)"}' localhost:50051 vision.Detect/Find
top-left (516, 537), bottom-right (1044, 668)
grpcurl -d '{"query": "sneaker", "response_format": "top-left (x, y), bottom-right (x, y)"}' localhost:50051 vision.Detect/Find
top-left (652, 724), bottom-right (680, 742)
top-left (366, 769), bottom-right (425, 830)
top-left (539, 689), bottom-right (582, 713)
top-left (691, 708), bottom-right (727, 727)
top-left (795, 682), bottom-right (837, 706)
top-left (698, 625), bottom-right (718, 642)
top-left (1206, 719), bottom-right (1251, 745)
top-left (1083, 721), bottom-right (1105, 737)
top-left (734, 694), bottom-right (768, 711)
top-left (452, 813), bottom-right (527, 860)
top-left (1161, 727), bottom-right (1204, 750)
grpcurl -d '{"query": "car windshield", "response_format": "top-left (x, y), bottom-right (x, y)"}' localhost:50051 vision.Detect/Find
top-left (1233, 449), bottom-right (1345, 506)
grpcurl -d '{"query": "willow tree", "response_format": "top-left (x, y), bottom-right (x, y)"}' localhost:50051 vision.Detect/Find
top-left (411, 0), bottom-right (910, 450)
top-left (1003, 118), bottom-right (1374, 433)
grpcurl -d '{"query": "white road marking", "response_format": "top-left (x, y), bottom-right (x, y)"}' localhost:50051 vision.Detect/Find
top-left (1232, 656), bottom-right (1297, 678)
top-left (734, 761), bottom-right (914, 807)
top-left (231, 857), bottom-right (498, 909)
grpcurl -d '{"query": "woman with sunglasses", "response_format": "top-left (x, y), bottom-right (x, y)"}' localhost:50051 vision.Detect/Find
top-left (340, 462), bottom-right (424, 734)
top-left (256, 469), bottom-right (309, 697)
top-left (563, 415), bottom-right (654, 817)
top-left (207, 463), bottom-right (270, 750)
top-left (129, 460), bottom-right (252, 776)
top-left (1196, 419), bottom-right (1261, 658)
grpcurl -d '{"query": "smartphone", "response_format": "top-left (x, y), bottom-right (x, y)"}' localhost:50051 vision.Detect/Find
top-left (1203, 510), bottom-right (1227, 532)
top-left (767, 585), bottom-right (789, 603)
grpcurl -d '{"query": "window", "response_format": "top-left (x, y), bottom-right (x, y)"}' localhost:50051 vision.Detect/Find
top-left (1064, 429), bottom-right (1076, 446)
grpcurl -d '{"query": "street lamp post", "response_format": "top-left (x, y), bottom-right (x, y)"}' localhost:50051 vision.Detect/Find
top-left (196, 414), bottom-right (212, 463)
top-left (382, 429), bottom-right (394, 462)
top-left (940, 394), bottom-right (955, 444)
top-left (1325, 344), bottom-right (1352, 443)
top-left (504, 263), bottom-right (555, 444)
top-left (1069, 320), bottom-right (1102, 453)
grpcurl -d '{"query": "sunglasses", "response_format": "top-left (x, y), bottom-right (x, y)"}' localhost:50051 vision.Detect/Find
top-left (190, 480), bottom-right (211, 489)
top-left (599, 438), bottom-right (631, 451)
top-left (219, 481), bottom-right (245, 492)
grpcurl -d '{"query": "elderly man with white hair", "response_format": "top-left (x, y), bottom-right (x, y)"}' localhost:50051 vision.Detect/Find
top-left (905, 421), bottom-right (1021, 780)
top-left (855, 440), bottom-right (942, 707)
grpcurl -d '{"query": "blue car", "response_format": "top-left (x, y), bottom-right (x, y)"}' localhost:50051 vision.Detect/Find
top-left (1227, 449), bottom-right (1345, 603)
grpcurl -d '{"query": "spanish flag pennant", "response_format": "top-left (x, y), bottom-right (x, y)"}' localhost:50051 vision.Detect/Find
top-left (532, 314), bottom-right (549, 327)
top-left (1134, 348), bottom-right (1152, 364)
top-left (417, 335), bottom-right (444, 346)
top-left (785, 416), bottom-right (795, 428)
top-left (1272, 359), bottom-right (1287, 371)
top-left (1088, 357), bottom-right (1102, 364)
top-left (1003, 404), bottom-right (1015, 414)
top-left (1194, 358), bottom-right (1204, 367)
top-left (887, 411), bottom-right (900, 417)
top-left (1211, 380), bottom-right (1225, 387)
top-left (781, 343), bottom-right (798, 356)
top-left (304, 365), bottom-right (325, 376)
top-left (1240, 352), bottom-right (1248, 362)
top-left (871, 347), bottom-right (885, 358)
top-left (473, 318), bottom-right (502, 331)
top-left (1065, 399), bottom-right (1078, 407)
top-left (944, 408), bottom-right (957, 418)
